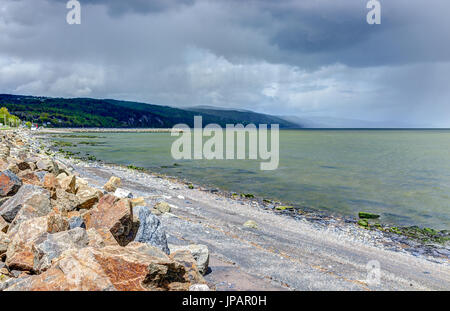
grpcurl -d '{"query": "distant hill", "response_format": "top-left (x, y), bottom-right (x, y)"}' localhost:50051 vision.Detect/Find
top-left (0, 94), bottom-right (300, 128)
top-left (186, 106), bottom-right (298, 128)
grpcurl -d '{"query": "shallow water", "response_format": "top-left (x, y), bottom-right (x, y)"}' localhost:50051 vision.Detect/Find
top-left (48, 130), bottom-right (450, 229)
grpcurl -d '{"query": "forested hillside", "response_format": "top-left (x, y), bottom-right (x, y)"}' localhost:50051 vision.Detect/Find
top-left (0, 94), bottom-right (300, 128)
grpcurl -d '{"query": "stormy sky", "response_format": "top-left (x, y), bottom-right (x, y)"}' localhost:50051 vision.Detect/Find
top-left (0, 0), bottom-right (449, 127)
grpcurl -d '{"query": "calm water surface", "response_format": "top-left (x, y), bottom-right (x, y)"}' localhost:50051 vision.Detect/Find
top-left (49, 130), bottom-right (450, 229)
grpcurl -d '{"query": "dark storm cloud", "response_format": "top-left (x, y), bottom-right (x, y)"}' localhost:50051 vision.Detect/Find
top-left (47, 0), bottom-right (195, 15)
top-left (1, 0), bottom-right (450, 126)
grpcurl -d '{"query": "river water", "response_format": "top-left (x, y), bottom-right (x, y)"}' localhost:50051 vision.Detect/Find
top-left (47, 129), bottom-right (450, 229)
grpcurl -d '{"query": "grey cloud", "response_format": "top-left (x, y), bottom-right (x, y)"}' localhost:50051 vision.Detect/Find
top-left (48, 0), bottom-right (195, 15)
top-left (1, 0), bottom-right (450, 127)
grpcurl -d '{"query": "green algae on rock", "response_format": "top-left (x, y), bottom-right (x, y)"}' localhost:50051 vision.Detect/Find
top-left (358, 212), bottom-right (380, 219)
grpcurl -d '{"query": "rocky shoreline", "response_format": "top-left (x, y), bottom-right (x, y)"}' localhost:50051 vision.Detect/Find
top-left (1, 129), bottom-right (449, 291)
top-left (0, 130), bottom-right (210, 291)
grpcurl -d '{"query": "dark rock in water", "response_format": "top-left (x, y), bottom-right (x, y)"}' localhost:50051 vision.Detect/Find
top-left (358, 212), bottom-right (380, 219)
top-left (133, 206), bottom-right (169, 254)
top-left (69, 216), bottom-right (86, 229)
top-left (0, 170), bottom-right (22, 197)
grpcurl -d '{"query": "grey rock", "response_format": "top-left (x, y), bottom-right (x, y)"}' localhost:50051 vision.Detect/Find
top-left (0, 232), bottom-right (10, 257)
top-left (0, 197), bottom-right (9, 208)
top-left (36, 158), bottom-right (57, 173)
top-left (189, 284), bottom-right (210, 291)
top-left (169, 244), bottom-right (210, 275)
top-left (0, 184), bottom-right (51, 223)
top-left (125, 241), bottom-right (169, 260)
top-left (32, 227), bottom-right (90, 273)
top-left (69, 216), bottom-right (85, 230)
top-left (133, 206), bottom-right (169, 254)
top-left (34, 171), bottom-right (47, 183)
top-left (114, 188), bottom-right (133, 199)
top-left (0, 276), bottom-right (31, 291)
top-left (0, 170), bottom-right (22, 197)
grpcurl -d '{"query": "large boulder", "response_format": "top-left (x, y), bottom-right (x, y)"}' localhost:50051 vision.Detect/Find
top-left (0, 184), bottom-right (51, 223)
top-left (169, 250), bottom-right (206, 285)
top-left (16, 161), bottom-right (31, 171)
top-left (42, 173), bottom-right (59, 199)
top-left (0, 231), bottom-right (10, 258)
top-left (0, 146), bottom-right (10, 158)
top-left (114, 188), bottom-right (133, 199)
top-left (32, 227), bottom-right (89, 273)
top-left (126, 241), bottom-right (169, 260)
top-left (86, 228), bottom-right (119, 248)
top-left (0, 158), bottom-right (9, 171)
top-left (0, 170), bottom-right (22, 197)
top-left (6, 163), bottom-right (19, 175)
top-left (59, 175), bottom-right (76, 194)
top-left (169, 244), bottom-right (210, 275)
top-left (133, 206), bottom-right (169, 254)
top-left (103, 176), bottom-right (121, 193)
top-left (5, 216), bottom-right (49, 271)
top-left (36, 158), bottom-right (58, 174)
top-left (76, 184), bottom-right (103, 209)
top-left (68, 215), bottom-right (85, 230)
top-left (17, 171), bottom-right (41, 186)
top-left (84, 195), bottom-right (133, 246)
top-left (6, 246), bottom-right (204, 291)
top-left (46, 211), bottom-right (70, 234)
top-left (52, 189), bottom-right (80, 212)
top-left (0, 216), bottom-right (8, 233)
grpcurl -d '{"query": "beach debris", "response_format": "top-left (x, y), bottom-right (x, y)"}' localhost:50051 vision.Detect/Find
top-left (103, 176), bottom-right (121, 193)
top-left (243, 220), bottom-right (258, 229)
